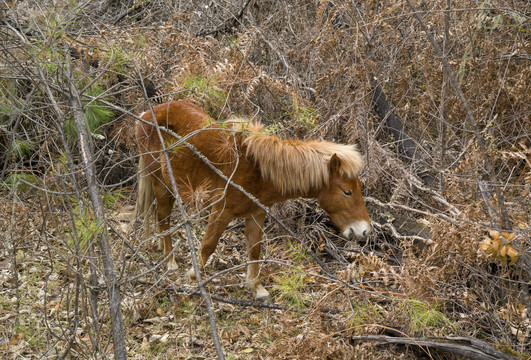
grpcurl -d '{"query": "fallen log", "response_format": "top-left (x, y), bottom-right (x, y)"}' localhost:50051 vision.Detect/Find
top-left (352, 334), bottom-right (518, 360)
top-left (370, 81), bottom-right (436, 186)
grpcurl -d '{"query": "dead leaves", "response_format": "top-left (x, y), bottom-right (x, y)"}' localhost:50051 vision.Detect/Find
top-left (266, 326), bottom-right (358, 360)
top-left (480, 230), bottom-right (520, 265)
top-left (343, 253), bottom-right (399, 290)
top-left (0, 333), bottom-right (27, 359)
top-left (500, 300), bottom-right (530, 344)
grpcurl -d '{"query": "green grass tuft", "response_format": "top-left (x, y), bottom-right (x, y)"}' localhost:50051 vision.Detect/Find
top-left (274, 268), bottom-right (310, 309)
top-left (403, 299), bottom-right (453, 335)
top-left (10, 139), bottom-right (35, 160)
top-left (102, 189), bottom-right (126, 209)
top-left (67, 206), bottom-right (104, 252)
top-left (3, 172), bottom-right (39, 193)
top-left (348, 299), bottom-right (384, 329)
top-left (65, 83), bottom-right (113, 145)
top-left (181, 73), bottom-right (226, 114)
top-left (292, 99), bottom-right (318, 129)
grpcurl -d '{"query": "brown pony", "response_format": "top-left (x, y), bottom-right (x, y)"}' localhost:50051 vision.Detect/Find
top-left (135, 101), bottom-right (371, 300)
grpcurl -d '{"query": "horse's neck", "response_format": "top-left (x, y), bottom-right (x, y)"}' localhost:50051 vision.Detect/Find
top-left (268, 187), bottom-right (321, 205)
top-left (237, 173), bottom-right (320, 207)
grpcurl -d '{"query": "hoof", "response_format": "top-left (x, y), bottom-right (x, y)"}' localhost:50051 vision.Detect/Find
top-left (166, 257), bottom-right (179, 272)
top-left (255, 285), bottom-right (271, 302)
top-left (185, 267), bottom-right (196, 281)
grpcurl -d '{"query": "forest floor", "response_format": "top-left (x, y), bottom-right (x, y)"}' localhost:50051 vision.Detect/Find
top-left (1, 192), bottom-right (529, 359)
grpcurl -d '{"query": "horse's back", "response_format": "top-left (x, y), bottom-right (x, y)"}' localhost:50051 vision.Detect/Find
top-left (136, 101), bottom-right (217, 165)
top-left (136, 101), bottom-right (208, 141)
top-left (136, 101), bottom-right (247, 202)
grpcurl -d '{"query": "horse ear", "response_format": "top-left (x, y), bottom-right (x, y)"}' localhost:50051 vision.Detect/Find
top-left (329, 153), bottom-right (341, 174)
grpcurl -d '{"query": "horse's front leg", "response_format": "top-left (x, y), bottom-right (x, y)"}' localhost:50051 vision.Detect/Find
top-left (186, 209), bottom-right (233, 281)
top-left (245, 211), bottom-right (269, 301)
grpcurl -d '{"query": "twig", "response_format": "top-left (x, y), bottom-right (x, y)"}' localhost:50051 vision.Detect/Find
top-left (65, 51), bottom-right (127, 360)
top-left (364, 196), bottom-right (453, 224)
top-left (440, 0), bottom-right (451, 193)
top-left (322, 244), bottom-right (349, 265)
top-left (34, 54), bottom-right (103, 355)
top-left (352, 334), bottom-right (517, 360)
top-left (55, 168), bottom-right (83, 360)
top-left (405, 0), bottom-right (512, 230)
top-left (5, 193), bottom-right (20, 313)
top-left (133, 280), bottom-right (341, 315)
top-left (196, 0), bottom-right (254, 37)
top-left (372, 221), bottom-right (432, 245)
top-left (478, 179), bottom-right (497, 227)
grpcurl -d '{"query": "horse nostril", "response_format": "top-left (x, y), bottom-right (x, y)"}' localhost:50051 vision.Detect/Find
top-left (362, 230), bottom-right (368, 238)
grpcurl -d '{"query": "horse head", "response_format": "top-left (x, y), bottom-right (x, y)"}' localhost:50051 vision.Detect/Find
top-left (317, 154), bottom-right (371, 240)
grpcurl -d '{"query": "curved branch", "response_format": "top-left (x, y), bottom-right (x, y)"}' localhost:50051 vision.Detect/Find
top-left (352, 334), bottom-right (517, 360)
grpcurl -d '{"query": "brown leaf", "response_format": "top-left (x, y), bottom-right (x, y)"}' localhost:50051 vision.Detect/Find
top-left (492, 238), bottom-right (503, 253)
top-left (489, 230), bottom-right (500, 239)
top-left (480, 237), bottom-right (493, 253)
top-left (507, 246), bottom-right (519, 265)
top-left (9, 333), bottom-right (24, 345)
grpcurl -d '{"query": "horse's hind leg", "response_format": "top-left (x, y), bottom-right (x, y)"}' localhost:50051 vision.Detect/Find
top-left (152, 175), bottom-right (177, 271)
top-left (245, 211), bottom-right (269, 301)
top-left (186, 208), bottom-right (233, 281)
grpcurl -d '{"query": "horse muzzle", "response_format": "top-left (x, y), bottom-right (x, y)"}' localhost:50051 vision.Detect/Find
top-left (342, 221), bottom-right (372, 240)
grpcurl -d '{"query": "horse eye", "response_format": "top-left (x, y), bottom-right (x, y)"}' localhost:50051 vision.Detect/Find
top-left (343, 189), bottom-right (352, 196)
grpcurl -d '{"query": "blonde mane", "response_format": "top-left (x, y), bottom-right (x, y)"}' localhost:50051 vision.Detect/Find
top-left (240, 121), bottom-right (364, 195)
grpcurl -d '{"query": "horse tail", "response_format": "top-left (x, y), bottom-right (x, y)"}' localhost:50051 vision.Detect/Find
top-left (134, 155), bottom-right (155, 238)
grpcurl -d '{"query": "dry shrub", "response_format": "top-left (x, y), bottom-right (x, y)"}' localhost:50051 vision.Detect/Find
top-left (395, 216), bottom-right (486, 300)
top-left (342, 253), bottom-right (400, 291)
top-left (429, 218), bottom-right (483, 268)
top-left (263, 316), bottom-right (359, 360)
